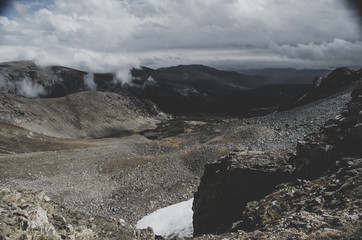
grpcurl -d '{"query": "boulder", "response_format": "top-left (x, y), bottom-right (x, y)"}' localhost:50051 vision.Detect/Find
top-left (192, 151), bottom-right (293, 236)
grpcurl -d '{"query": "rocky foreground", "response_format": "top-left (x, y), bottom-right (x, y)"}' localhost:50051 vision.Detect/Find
top-left (0, 188), bottom-right (155, 239)
top-left (192, 86), bottom-right (362, 239)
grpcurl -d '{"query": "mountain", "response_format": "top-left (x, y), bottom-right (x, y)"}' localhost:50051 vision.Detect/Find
top-left (0, 60), bottom-right (361, 116)
top-left (235, 68), bottom-right (332, 84)
top-left (132, 64), bottom-right (267, 87)
top-left (0, 61), bottom-right (318, 115)
top-left (130, 65), bottom-right (312, 115)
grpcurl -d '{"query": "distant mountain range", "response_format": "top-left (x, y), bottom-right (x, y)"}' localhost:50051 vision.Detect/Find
top-left (1, 61), bottom-right (360, 115)
top-left (235, 68), bottom-right (332, 84)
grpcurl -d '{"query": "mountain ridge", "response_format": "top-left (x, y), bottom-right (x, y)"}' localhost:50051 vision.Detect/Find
top-left (2, 61), bottom-right (350, 115)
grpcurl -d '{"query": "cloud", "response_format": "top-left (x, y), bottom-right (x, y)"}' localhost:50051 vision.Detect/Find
top-left (83, 73), bottom-right (97, 90)
top-left (344, 0), bottom-right (362, 25)
top-left (0, 0), bottom-right (11, 15)
top-left (0, 0), bottom-right (361, 72)
top-left (0, 75), bottom-right (46, 98)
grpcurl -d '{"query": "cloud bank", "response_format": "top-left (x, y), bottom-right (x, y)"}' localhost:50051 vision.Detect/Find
top-left (83, 73), bottom-right (97, 90)
top-left (0, 75), bottom-right (47, 98)
top-left (0, 0), bottom-right (361, 72)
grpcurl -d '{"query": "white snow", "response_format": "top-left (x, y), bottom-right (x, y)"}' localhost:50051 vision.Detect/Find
top-left (136, 198), bottom-right (194, 239)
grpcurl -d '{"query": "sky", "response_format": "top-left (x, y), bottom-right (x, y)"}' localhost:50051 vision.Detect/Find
top-left (0, 0), bottom-right (361, 74)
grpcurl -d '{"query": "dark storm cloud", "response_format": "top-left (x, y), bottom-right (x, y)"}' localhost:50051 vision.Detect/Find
top-left (345, 0), bottom-right (362, 25)
top-left (0, 0), bottom-right (11, 15)
top-left (0, 0), bottom-right (361, 75)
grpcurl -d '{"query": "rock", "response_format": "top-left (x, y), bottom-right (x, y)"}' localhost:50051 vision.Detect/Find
top-left (43, 196), bottom-right (51, 202)
top-left (0, 188), bottom-right (156, 239)
top-left (351, 86), bottom-right (362, 101)
top-left (202, 157), bottom-right (361, 239)
top-left (192, 151), bottom-right (293, 236)
top-left (2, 192), bottom-right (21, 203)
top-left (292, 133), bottom-right (337, 178)
top-left (323, 124), bottom-right (339, 134)
top-left (351, 123), bottom-right (362, 140)
top-left (357, 110), bottom-right (362, 123)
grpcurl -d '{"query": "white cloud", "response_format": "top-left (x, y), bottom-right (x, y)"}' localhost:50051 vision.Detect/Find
top-left (0, 75), bottom-right (46, 98)
top-left (14, 2), bottom-right (30, 15)
top-left (0, 0), bottom-right (361, 72)
top-left (83, 73), bottom-right (97, 90)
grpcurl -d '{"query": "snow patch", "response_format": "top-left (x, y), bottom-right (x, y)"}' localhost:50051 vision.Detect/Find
top-left (146, 76), bottom-right (156, 86)
top-left (136, 198), bottom-right (193, 239)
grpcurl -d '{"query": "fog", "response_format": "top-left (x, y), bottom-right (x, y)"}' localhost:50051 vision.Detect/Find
top-left (0, 75), bottom-right (46, 98)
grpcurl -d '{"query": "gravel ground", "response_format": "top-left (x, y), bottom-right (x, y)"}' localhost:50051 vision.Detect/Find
top-left (0, 87), bottom-right (353, 226)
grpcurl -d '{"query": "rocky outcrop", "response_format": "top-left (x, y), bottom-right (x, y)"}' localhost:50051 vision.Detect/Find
top-left (192, 85), bottom-right (362, 238)
top-left (194, 158), bottom-right (362, 240)
top-left (0, 188), bottom-right (155, 240)
top-left (192, 151), bottom-right (293, 235)
top-left (280, 67), bottom-right (361, 110)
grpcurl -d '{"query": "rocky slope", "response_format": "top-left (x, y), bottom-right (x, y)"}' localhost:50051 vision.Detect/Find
top-left (0, 188), bottom-right (155, 240)
top-left (0, 90), bottom-right (163, 139)
top-left (0, 121), bottom-right (87, 154)
top-left (281, 67), bottom-right (362, 110)
top-left (0, 81), bottom-right (354, 234)
top-left (192, 85), bottom-right (362, 239)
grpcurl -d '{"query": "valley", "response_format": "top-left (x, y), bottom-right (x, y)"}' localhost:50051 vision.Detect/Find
top-left (0, 61), bottom-right (361, 239)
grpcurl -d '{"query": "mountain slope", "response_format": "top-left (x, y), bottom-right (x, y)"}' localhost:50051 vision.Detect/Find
top-left (0, 90), bottom-right (162, 139)
top-left (280, 67), bottom-right (362, 110)
top-left (236, 68), bottom-right (332, 84)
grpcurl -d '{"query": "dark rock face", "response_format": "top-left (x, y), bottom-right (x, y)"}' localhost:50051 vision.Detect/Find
top-left (192, 86), bottom-right (362, 238)
top-left (232, 157), bottom-right (362, 240)
top-left (192, 151), bottom-right (293, 235)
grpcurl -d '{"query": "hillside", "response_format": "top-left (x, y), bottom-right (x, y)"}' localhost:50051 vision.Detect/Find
top-left (236, 68), bottom-right (332, 84)
top-left (0, 90), bottom-right (162, 139)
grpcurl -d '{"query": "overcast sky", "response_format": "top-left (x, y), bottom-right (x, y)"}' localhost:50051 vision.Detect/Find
top-left (0, 0), bottom-right (361, 73)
